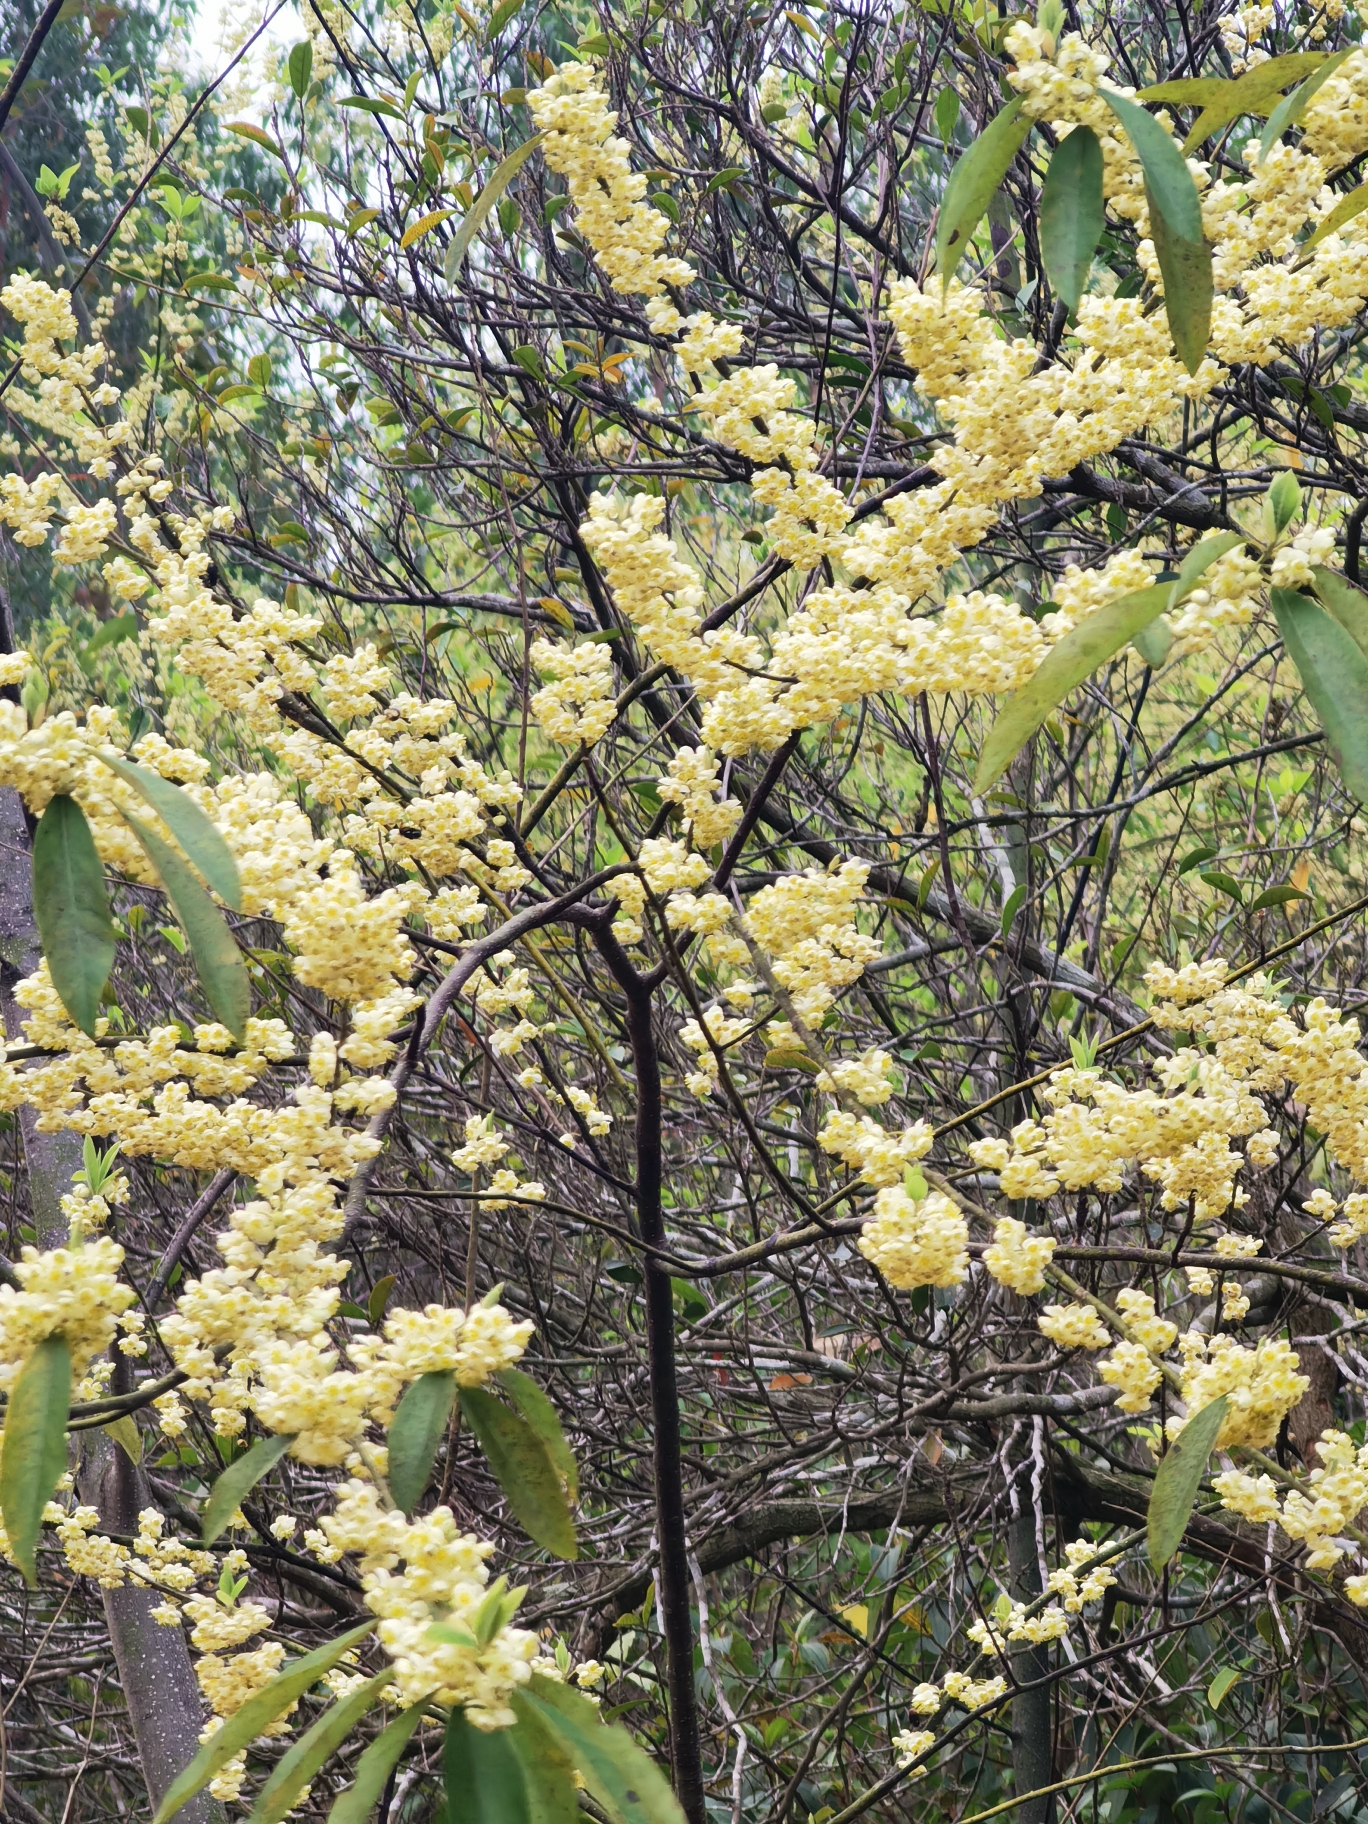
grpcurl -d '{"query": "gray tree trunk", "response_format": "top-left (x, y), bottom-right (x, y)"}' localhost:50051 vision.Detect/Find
top-left (1008, 1508), bottom-right (1055, 1824)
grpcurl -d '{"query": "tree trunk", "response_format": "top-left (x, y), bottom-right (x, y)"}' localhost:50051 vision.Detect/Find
top-left (1008, 1509), bottom-right (1054, 1824)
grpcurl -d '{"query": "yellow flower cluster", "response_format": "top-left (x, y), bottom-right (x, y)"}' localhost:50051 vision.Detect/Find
top-left (0, 1236), bottom-right (136, 1392)
top-left (530, 637), bottom-right (618, 748)
top-left (1037, 1302), bottom-right (1111, 1351)
top-left (982, 1218), bottom-right (1056, 1295)
top-left (1173, 1332), bottom-right (1308, 1449)
top-left (1046, 1540), bottom-right (1119, 1611)
top-left (526, 63), bottom-right (695, 315)
top-left (322, 1481), bottom-right (540, 1722)
top-left (817, 1112), bottom-right (933, 1187)
top-left (856, 1186), bottom-right (968, 1289)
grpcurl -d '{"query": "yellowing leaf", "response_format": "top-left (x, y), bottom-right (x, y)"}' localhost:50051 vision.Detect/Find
top-left (837, 1603), bottom-right (869, 1638)
top-left (400, 208), bottom-right (456, 248)
top-left (225, 120), bottom-right (288, 162)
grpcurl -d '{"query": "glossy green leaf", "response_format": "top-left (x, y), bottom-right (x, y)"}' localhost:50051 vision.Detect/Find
top-left (287, 40), bottom-right (313, 98)
top-left (249, 1672), bottom-right (393, 1824)
top-left (201, 1431), bottom-right (295, 1543)
top-left (33, 794), bottom-right (116, 1037)
top-left (388, 1370), bottom-right (456, 1515)
top-left (101, 756), bottom-right (241, 909)
top-left (509, 1693), bottom-right (582, 1824)
top-left (445, 1707), bottom-right (530, 1824)
top-left (974, 584), bottom-right (1172, 791)
top-left (1266, 469), bottom-right (1302, 539)
top-left (326, 1705), bottom-right (426, 1824)
top-left (496, 1367), bottom-right (578, 1501)
top-left (340, 96), bottom-right (405, 119)
top-left (444, 136), bottom-right (544, 280)
top-left (1208, 1665), bottom-right (1240, 1709)
top-left (999, 882), bottom-right (1027, 939)
top-left (1039, 126), bottom-right (1104, 312)
top-left (368, 1274), bottom-right (397, 1325)
top-left (1147, 1395), bottom-right (1229, 1568)
top-left (1199, 870), bottom-right (1244, 903)
top-left (487, 0), bottom-right (529, 34)
top-left (523, 1677), bottom-right (687, 1824)
top-left (934, 86), bottom-right (960, 143)
top-left (458, 1386), bottom-right (578, 1559)
top-left (153, 1622), bottom-right (377, 1824)
top-left (1249, 884), bottom-right (1309, 910)
top-left (934, 99), bottom-right (1032, 277)
top-left (1257, 49), bottom-right (1351, 163)
top-left (0, 1335), bottom-right (72, 1588)
top-left (1272, 587), bottom-right (1368, 804)
top-left (1310, 567), bottom-right (1368, 665)
top-left (1132, 617), bottom-right (1173, 669)
top-left (122, 811), bottom-right (250, 1040)
top-left (1100, 88), bottom-right (1211, 372)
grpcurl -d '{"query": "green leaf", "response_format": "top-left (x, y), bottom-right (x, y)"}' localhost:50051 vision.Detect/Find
top-left (523, 1677), bottom-right (687, 1824)
top-left (974, 584), bottom-right (1173, 791)
top-left (1257, 49), bottom-right (1352, 163)
top-left (1272, 587), bottom-right (1368, 804)
top-left (1249, 885), bottom-right (1309, 910)
top-left (83, 612), bottom-right (138, 659)
top-left (1168, 530), bottom-right (1245, 605)
top-left (496, 1367), bottom-right (578, 1501)
top-left (1199, 870), bottom-right (1243, 903)
top-left (152, 1622), bottom-right (377, 1824)
top-left (934, 99), bottom-right (1032, 277)
top-left (248, 1672), bottom-right (393, 1824)
top-left (388, 1370), bottom-right (456, 1515)
top-left (934, 86), bottom-right (960, 143)
top-left (287, 40), bottom-right (313, 98)
top-left (509, 1693), bottom-right (583, 1824)
top-left (201, 1431), bottom-right (295, 1543)
top-left (0, 1335), bottom-right (72, 1588)
top-left (33, 794), bottom-right (116, 1037)
top-left (340, 96), bottom-right (406, 119)
top-left (326, 1705), bottom-right (425, 1824)
top-left (487, 0), bottom-right (528, 35)
top-left (1099, 88), bottom-right (1212, 373)
top-left (1311, 566), bottom-right (1368, 664)
top-left (1265, 469), bottom-right (1302, 538)
top-left (122, 811), bottom-right (250, 1040)
top-left (458, 1385), bottom-right (578, 1559)
top-left (100, 756), bottom-right (242, 909)
top-left (999, 882), bottom-right (1027, 939)
top-left (1208, 1665), bottom-right (1240, 1710)
top-left (1040, 126), bottom-right (1104, 313)
top-left (1147, 1394), bottom-right (1229, 1569)
top-left (104, 1413), bottom-right (142, 1464)
top-left (226, 120), bottom-right (288, 162)
top-left (1141, 54), bottom-right (1332, 151)
top-left (444, 135), bottom-right (544, 280)
top-left (368, 1274), bottom-right (396, 1325)
top-left (1177, 844), bottom-right (1219, 875)
top-left (445, 1708), bottom-right (530, 1824)
top-left (1301, 180), bottom-right (1368, 255)
top-left (1132, 617), bottom-right (1173, 669)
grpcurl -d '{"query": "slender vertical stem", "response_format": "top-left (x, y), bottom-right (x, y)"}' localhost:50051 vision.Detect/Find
top-left (588, 915), bottom-right (706, 1824)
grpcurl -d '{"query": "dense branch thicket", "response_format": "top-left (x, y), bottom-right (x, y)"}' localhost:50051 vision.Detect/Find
top-left (9, 1), bottom-right (1368, 1823)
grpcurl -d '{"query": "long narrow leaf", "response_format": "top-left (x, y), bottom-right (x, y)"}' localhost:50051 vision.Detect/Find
top-left (100, 756), bottom-right (241, 908)
top-left (1040, 127), bottom-right (1104, 313)
top-left (1301, 181), bottom-right (1368, 256)
top-left (152, 1622), bottom-right (377, 1824)
top-left (388, 1370), bottom-right (456, 1515)
top-left (1100, 88), bottom-right (1212, 372)
top-left (1311, 566), bottom-right (1368, 664)
top-left (934, 99), bottom-right (1031, 279)
top-left (459, 1386), bottom-right (578, 1559)
top-left (1141, 53), bottom-right (1330, 150)
top-left (32, 794), bottom-right (116, 1036)
top-left (0, 1335), bottom-right (72, 1588)
top-left (523, 1677), bottom-right (687, 1824)
top-left (445, 1708), bottom-right (530, 1824)
top-left (445, 136), bottom-right (544, 280)
top-left (122, 811), bottom-right (250, 1040)
top-left (1147, 1396), bottom-right (1229, 1569)
top-left (1272, 587), bottom-right (1368, 803)
top-left (497, 1368), bottom-right (578, 1501)
top-left (1257, 49), bottom-right (1351, 163)
top-left (326, 1706), bottom-right (426, 1824)
top-left (201, 1432), bottom-right (295, 1544)
top-left (974, 583), bottom-right (1173, 792)
top-left (509, 1693), bottom-right (582, 1824)
top-left (248, 1672), bottom-right (394, 1824)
